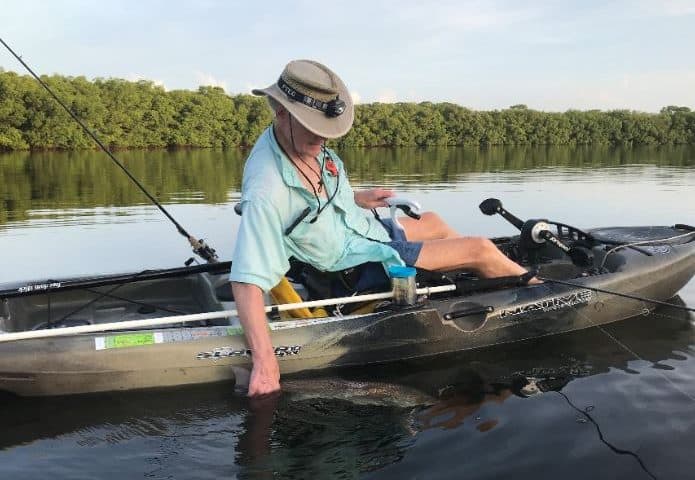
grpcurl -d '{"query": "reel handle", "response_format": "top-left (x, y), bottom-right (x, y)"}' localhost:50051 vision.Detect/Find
top-left (479, 198), bottom-right (524, 230)
top-left (481, 199), bottom-right (594, 267)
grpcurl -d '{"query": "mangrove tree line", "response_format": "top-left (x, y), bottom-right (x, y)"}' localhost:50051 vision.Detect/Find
top-left (1, 70), bottom-right (694, 150)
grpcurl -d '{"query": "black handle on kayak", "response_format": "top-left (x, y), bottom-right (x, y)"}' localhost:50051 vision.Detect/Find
top-left (537, 227), bottom-right (570, 253)
top-left (539, 230), bottom-right (591, 266)
top-left (520, 219), bottom-right (593, 266)
top-left (479, 198), bottom-right (524, 230)
top-left (481, 199), bottom-right (593, 267)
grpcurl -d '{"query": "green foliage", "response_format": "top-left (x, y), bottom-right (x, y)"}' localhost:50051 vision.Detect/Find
top-left (0, 71), bottom-right (693, 150)
top-left (337, 102), bottom-right (695, 148)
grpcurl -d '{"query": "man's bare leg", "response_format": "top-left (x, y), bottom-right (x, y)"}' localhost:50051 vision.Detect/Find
top-left (398, 212), bottom-right (541, 283)
top-left (415, 237), bottom-right (530, 279)
top-left (399, 212), bottom-right (461, 241)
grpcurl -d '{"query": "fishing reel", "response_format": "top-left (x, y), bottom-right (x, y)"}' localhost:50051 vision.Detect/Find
top-left (188, 237), bottom-right (219, 263)
top-left (479, 198), bottom-right (593, 267)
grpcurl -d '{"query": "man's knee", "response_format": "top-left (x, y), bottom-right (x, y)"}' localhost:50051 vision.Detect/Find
top-left (421, 212), bottom-right (449, 236)
top-left (422, 212), bottom-right (442, 222)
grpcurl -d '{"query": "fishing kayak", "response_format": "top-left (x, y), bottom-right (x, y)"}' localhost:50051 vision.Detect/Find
top-left (3, 41), bottom-right (691, 397)
top-left (0, 203), bottom-right (694, 396)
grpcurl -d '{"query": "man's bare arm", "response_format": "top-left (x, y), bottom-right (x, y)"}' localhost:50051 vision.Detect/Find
top-left (231, 281), bottom-right (280, 396)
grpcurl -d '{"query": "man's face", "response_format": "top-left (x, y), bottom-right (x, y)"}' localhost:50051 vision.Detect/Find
top-left (277, 109), bottom-right (325, 158)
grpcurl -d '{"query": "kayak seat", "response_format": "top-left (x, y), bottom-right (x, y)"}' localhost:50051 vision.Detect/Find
top-left (264, 260), bottom-right (391, 319)
top-left (273, 258), bottom-right (459, 317)
top-left (269, 274), bottom-right (381, 319)
top-left (271, 257), bottom-right (536, 317)
top-left (269, 276), bottom-right (329, 319)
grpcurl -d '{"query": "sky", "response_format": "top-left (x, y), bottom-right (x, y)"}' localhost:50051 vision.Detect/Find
top-left (1, 0), bottom-right (694, 112)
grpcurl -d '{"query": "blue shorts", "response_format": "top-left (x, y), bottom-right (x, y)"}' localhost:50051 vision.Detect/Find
top-left (332, 218), bottom-right (424, 295)
top-left (379, 218), bottom-right (423, 266)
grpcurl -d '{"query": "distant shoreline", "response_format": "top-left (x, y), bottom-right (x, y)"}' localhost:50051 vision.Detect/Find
top-left (1, 71), bottom-right (693, 151)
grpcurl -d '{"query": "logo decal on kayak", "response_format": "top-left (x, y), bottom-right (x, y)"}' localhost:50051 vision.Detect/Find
top-left (500, 289), bottom-right (593, 318)
top-left (17, 281), bottom-right (62, 294)
top-left (196, 345), bottom-right (302, 360)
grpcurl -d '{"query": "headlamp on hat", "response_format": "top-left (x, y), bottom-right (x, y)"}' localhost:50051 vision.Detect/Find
top-left (278, 77), bottom-right (346, 118)
top-left (252, 60), bottom-right (354, 138)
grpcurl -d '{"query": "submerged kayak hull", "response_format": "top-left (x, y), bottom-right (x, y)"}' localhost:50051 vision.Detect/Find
top-left (0, 225), bottom-right (694, 396)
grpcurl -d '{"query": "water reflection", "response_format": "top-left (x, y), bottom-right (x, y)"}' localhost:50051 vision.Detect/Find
top-left (1, 146), bottom-right (694, 478)
top-left (342, 144), bottom-right (695, 186)
top-left (0, 149), bottom-right (246, 226)
top-left (1, 145), bottom-right (693, 227)
top-left (0, 302), bottom-right (692, 478)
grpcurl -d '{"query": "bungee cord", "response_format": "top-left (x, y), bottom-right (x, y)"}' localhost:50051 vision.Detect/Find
top-left (599, 230), bottom-right (695, 270)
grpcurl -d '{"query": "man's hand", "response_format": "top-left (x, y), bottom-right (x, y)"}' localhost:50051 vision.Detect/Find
top-left (231, 281), bottom-right (282, 398)
top-left (354, 188), bottom-right (394, 209)
top-left (248, 353), bottom-right (281, 397)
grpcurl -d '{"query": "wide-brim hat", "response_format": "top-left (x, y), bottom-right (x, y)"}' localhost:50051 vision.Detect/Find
top-left (252, 59), bottom-right (354, 139)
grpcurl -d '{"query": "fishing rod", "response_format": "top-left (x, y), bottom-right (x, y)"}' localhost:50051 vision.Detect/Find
top-left (0, 37), bottom-right (218, 263)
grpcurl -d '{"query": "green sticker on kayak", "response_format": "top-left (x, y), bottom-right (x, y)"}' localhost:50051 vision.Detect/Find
top-left (106, 333), bottom-right (155, 349)
top-left (95, 332), bottom-right (160, 350)
top-left (226, 326), bottom-right (244, 336)
top-left (95, 328), bottom-right (237, 351)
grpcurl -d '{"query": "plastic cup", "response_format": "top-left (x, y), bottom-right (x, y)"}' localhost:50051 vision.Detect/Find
top-left (388, 266), bottom-right (417, 305)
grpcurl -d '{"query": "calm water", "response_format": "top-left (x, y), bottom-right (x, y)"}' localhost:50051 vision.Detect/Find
top-left (1, 146), bottom-right (694, 479)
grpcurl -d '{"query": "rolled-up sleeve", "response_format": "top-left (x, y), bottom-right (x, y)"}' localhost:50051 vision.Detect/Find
top-left (230, 197), bottom-right (289, 292)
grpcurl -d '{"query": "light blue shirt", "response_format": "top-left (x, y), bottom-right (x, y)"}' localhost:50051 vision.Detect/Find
top-left (230, 127), bottom-right (404, 292)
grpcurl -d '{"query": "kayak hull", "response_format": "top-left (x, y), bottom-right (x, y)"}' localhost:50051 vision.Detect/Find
top-left (0, 225), bottom-right (694, 396)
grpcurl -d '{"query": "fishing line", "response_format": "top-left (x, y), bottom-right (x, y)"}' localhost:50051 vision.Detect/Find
top-left (546, 274), bottom-right (695, 409)
top-left (594, 320), bottom-right (695, 404)
top-left (83, 289), bottom-right (190, 315)
top-left (555, 390), bottom-right (658, 480)
top-left (0, 37), bottom-right (217, 262)
top-left (538, 277), bottom-right (695, 313)
top-left (542, 272), bottom-right (695, 404)
top-left (535, 224), bottom-right (695, 405)
top-left (532, 287), bottom-right (665, 477)
top-left (530, 228), bottom-right (695, 476)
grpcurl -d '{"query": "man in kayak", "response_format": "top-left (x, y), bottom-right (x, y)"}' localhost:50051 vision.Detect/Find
top-left (231, 59), bottom-right (534, 397)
